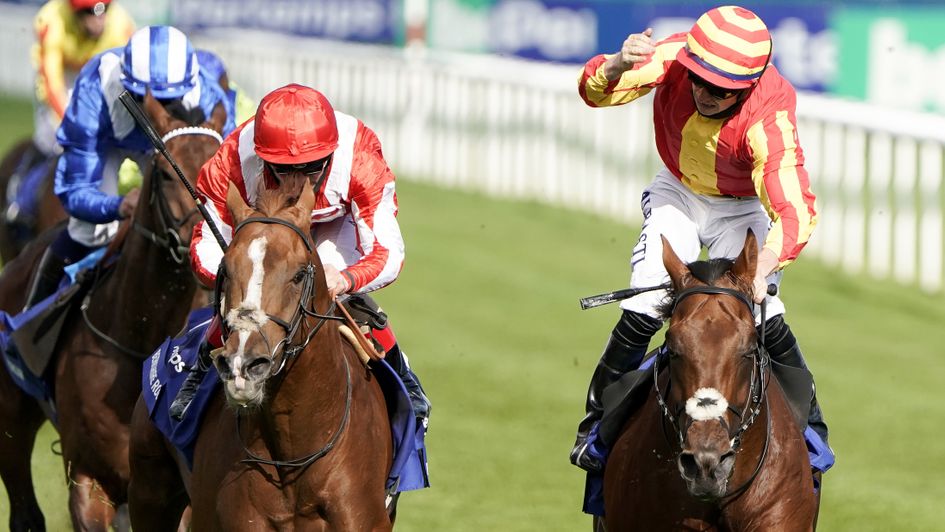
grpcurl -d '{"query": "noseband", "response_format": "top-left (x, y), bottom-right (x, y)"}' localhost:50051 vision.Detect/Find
top-left (133, 126), bottom-right (223, 264)
top-left (222, 216), bottom-right (344, 374)
top-left (654, 285), bottom-right (772, 500)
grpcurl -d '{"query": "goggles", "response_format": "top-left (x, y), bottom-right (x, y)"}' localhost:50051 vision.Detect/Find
top-left (688, 71), bottom-right (743, 100)
top-left (266, 155), bottom-right (332, 179)
top-left (77, 2), bottom-right (108, 16)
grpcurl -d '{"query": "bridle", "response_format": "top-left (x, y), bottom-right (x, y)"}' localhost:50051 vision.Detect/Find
top-left (79, 126), bottom-right (222, 357)
top-left (220, 214), bottom-right (349, 470)
top-left (653, 284), bottom-right (772, 501)
top-left (132, 126), bottom-right (222, 264)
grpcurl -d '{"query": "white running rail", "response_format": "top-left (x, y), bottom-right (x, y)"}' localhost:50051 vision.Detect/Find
top-left (1, 8), bottom-right (943, 292)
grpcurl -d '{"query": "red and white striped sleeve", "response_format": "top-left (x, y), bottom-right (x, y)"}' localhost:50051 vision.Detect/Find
top-left (343, 123), bottom-right (404, 293)
top-left (190, 122), bottom-right (252, 287)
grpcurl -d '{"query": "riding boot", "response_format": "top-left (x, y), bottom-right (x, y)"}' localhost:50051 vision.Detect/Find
top-left (570, 310), bottom-right (663, 473)
top-left (386, 343), bottom-right (432, 424)
top-left (759, 315), bottom-right (829, 445)
top-left (170, 314), bottom-right (222, 421)
top-left (23, 247), bottom-right (67, 311)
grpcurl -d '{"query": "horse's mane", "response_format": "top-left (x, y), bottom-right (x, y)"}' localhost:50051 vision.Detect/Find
top-left (161, 99), bottom-right (206, 126)
top-left (656, 258), bottom-right (753, 320)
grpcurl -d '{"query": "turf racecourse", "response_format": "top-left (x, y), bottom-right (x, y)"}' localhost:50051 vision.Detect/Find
top-left (2, 93), bottom-right (944, 531)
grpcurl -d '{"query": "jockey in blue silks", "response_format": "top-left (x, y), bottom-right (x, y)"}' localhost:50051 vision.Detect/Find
top-left (24, 25), bottom-right (236, 310)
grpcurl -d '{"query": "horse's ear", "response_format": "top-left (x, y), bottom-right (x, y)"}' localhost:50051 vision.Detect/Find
top-left (226, 181), bottom-right (253, 224)
top-left (292, 177), bottom-right (316, 228)
top-left (204, 102), bottom-right (227, 134)
top-left (661, 235), bottom-right (689, 288)
top-left (143, 90), bottom-right (172, 134)
top-left (732, 229), bottom-right (758, 283)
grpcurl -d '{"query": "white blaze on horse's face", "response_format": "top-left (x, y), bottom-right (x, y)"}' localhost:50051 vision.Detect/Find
top-left (223, 236), bottom-right (270, 403)
top-left (685, 387), bottom-right (729, 421)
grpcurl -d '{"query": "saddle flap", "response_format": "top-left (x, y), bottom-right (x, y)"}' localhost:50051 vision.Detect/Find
top-left (10, 282), bottom-right (84, 377)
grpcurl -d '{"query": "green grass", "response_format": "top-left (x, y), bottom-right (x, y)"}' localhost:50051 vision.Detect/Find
top-left (2, 93), bottom-right (945, 530)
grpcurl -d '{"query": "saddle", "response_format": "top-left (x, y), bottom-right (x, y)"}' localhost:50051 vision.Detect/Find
top-left (9, 266), bottom-right (96, 378)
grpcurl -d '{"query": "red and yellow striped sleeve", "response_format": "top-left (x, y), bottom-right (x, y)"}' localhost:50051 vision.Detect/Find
top-left (746, 108), bottom-right (818, 268)
top-left (33, 3), bottom-right (69, 118)
top-left (578, 34), bottom-right (686, 108)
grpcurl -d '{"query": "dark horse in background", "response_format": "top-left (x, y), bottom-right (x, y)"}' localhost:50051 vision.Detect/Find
top-left (601, 232), bottom-right (818, 531)
top-left (0, 95), bottom-right (226, 531)
top-left (128, 177), bottom-right (394, 530)
top-left (0, 140), bottom-right (66, 264)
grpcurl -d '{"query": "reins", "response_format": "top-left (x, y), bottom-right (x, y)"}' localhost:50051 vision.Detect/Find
top-left (654, 284), bottom-right (773, 501)
top-left (80, 126), bottom-right (220, 358)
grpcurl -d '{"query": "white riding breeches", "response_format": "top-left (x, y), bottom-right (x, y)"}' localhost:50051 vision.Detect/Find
top-left (619, 168), bottom-right (786, 325)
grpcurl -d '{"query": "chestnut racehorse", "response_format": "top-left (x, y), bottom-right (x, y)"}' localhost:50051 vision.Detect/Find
top-left (601, 232), bottom-right (818, 531)
top-left (0, 140), bottom-right (66, 264)
top-left (0, 95), bottom-right (225, 531)
top-left (128, 176), bottom-right (394, 531)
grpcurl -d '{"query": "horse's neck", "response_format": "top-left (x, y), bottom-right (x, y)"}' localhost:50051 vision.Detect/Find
top-left (90, 204), bottom-right (196, 351)
top-left (257, 325), bottom-right (351, 459)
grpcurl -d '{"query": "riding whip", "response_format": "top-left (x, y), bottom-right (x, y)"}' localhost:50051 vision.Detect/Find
top-left (117, 90), bottom-right (229, 252)
top-left (579, 283), bottom-right (671, 310)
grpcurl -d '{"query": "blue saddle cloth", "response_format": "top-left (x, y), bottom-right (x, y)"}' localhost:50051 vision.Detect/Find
top-left (144, 307), bottom-right (431, 493)
top-left (0, 248), bottom-right (108, 423)
top-left (581, 354), bottom-right (836, 516)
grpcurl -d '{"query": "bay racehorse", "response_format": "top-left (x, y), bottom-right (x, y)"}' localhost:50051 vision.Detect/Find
top-left (128, 176), bottom-right (394, 531)
top-left (0, 94), bottom-right (225, 531)
top-left (601, 232), bottom-right (818, 531)
top-left (0, 139), bottom-right (66, 264)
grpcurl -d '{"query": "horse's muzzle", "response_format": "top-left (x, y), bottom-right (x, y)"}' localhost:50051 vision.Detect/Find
top-left (213, 353), bottom-right (273, 406)
top-left (677, 448), bottom-right (736, 500)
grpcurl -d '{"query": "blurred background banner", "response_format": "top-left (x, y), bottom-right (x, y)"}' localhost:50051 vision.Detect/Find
top-left (833, 6), bottom-right (945, 113)
top-left (169, 0), bottom-right (406, 45)
top-left (427, 0), bottom-right (834, 92)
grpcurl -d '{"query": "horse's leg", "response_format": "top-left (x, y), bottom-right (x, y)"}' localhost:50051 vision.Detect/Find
top-left (128, 396), bottom-right (189, 532)
top-left (65, 470), bottom-right (117, 532)
top-left (0, 367), bottom-right (47, 532)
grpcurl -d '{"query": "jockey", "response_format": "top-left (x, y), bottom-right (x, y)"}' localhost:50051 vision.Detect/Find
top-left (31, 0), bottom-right (135, 158)
top-left (187, 83), bottom-right (431, 422)
top-left (569, 6), bottom-right (829, 473)
top-left (24, 25), bottom-right (237, 310)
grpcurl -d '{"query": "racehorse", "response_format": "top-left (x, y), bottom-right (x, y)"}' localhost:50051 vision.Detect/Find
top-left (0, 139), bottom-right (66, 264)
top-left (601, 232), bottom-right (818, 531)
top-left (0, 94), bottom-right (226, 531)
top-left (128, 176), bottom-right (394, 531)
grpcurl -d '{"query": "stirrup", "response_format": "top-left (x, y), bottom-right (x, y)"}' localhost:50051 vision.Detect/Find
top-left (570, 440), bottom-right (603, 473)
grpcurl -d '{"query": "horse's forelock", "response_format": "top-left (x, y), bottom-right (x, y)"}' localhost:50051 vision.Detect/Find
top-left (656, 258), bottom-right (752, 320)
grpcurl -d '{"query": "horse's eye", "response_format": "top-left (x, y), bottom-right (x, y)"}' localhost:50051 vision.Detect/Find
top-left (291, 269), bottom-right (306, 284)
top-left (161, 169), bottom-right (175, 182)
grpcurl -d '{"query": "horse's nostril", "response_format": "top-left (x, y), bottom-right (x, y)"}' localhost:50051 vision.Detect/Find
top-left (213, 356), bottom-right (232, 379)
top-left (245, 357), bottom-right (272, 380)
top-left (678, 452), bottom-right (700, 480)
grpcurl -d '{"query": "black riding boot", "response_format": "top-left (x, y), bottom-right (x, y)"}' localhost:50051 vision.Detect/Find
top-left (168, 340), bottom-right (214, 421)
top-left (759, 315), bottom-right (829, 445)
top-left (386, 344), bottom-right (431, 424)
top-left (23, 247), bottom-right (67, 311)
top-left (570, 310), bottom-right (662, 473)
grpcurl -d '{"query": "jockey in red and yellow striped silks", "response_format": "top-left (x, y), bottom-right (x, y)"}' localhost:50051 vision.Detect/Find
top-left (578, 28), bottom-right (816, 268)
